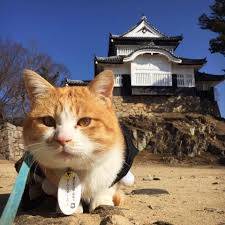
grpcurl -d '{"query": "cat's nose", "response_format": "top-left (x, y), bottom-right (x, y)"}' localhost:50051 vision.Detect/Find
top-left (54, 136), bottom-right (72, 146)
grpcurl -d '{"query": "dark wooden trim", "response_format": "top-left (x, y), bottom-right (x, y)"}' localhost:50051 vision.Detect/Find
top-left (172, 74), bottom-right (177, 88)
top-left (131, 86), bottom-right (197, 96)
top-left (113, 87), bottom-right (123, 96)
top-left (121, 74), bottom-right (132, 96)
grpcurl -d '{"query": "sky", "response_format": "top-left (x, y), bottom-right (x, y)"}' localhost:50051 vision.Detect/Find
top-left (0, 0), bottom-right (224, 117)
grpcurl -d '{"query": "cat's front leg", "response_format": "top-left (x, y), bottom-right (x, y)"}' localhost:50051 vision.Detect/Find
top-left (42, 178), bottom-right (58, 196)
top-left (90, 186), bottom-right (118, 211)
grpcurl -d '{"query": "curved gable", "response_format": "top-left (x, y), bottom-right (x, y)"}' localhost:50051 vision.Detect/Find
top-left (123, 48), bottom-right (182, 63)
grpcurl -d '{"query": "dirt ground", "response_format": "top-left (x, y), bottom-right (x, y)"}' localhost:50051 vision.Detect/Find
top-left (0, 155), bottom-right (225, 225)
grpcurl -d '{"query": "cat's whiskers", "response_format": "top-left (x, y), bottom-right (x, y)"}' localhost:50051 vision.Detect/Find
top-left (25, 142), bottom-right (44, 148)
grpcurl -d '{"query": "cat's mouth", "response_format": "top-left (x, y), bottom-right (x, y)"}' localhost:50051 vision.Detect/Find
top-left (60, 151), bottom-right (73, 157)
top-left (56, 147), bottom-right (75, 160)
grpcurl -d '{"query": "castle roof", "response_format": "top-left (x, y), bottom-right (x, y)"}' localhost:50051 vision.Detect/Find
top-left (110, 34), bottom-right (183, 41)
top-left (115, 16), bottom-right (169, 38)
top-left (65, 79), bottom-right (89, 86)
top-left (108, 16), bottom-right (183, 55)
top-left (96, 46), bottom-right (206, 66)
top-left (195, 72), bottom-right (225, 82)
top-left (95, 55), bottom-right (124, 64)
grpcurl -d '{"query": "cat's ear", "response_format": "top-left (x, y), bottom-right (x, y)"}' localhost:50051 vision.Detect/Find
top-left (23, 69), bottom-right (54, 100)
top-left (88, 70), bottom-right (114, 99)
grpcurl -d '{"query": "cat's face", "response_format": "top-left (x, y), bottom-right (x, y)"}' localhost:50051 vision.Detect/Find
top-left (23, 70), bottom-right (123, 169)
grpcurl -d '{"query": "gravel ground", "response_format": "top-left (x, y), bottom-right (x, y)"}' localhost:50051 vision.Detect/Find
top-left (0, 157), bottom-right (225, 225)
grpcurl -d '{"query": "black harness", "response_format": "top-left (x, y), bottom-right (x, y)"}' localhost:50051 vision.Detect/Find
top-left (111, 124), bottom-right (139, 186)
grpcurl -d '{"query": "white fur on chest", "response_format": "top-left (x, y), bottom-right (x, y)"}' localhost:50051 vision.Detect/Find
top-left (81, 145), bottom-right (124, 200)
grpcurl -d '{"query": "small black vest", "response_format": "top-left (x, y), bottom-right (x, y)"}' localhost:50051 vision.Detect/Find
top-left (111, 123), bottom-right (139, 186)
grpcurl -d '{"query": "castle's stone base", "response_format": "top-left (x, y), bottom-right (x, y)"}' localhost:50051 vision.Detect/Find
top-left (113, 96), bottom-right (220, 117)
top-left (0, 123), bottom-right (24, 161)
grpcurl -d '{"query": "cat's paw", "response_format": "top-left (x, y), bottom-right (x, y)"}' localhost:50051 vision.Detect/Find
top-left (75, 204), bottom-right (84, 214)
top-left (90, 196), bottom-right (114, 211)
top-left (42, 179), bottom-right (57, 196)
top-left (119, 171), bottom-right (135, 186)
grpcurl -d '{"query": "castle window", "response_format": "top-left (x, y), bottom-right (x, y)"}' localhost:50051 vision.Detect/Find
top-left (114, 74), bottom-right (123, 87)
top-left (177, 74), bottom-right (195, 87)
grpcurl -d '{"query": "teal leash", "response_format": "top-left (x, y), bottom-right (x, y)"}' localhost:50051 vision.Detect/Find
top-left (0, 152), bottom-right (34, 225)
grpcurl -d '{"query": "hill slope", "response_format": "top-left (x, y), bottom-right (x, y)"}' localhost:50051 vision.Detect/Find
top-left (121, 113), bottom-right (225, 163)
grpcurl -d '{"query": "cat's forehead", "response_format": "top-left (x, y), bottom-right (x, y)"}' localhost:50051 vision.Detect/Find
top-left (57, 104), bottom-right (77, 124)
top-left (31, 86), bottom-right (102, 118)
top-left (56, 86), bottom-right (90, 99)
top-left (54, 86), bottom-right (95, 113)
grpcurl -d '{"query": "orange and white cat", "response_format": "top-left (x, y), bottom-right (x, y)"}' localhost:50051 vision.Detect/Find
top-left (23, 69), bottom-right (125, 212)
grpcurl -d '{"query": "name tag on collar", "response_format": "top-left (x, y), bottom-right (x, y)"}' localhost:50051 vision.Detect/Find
top-left (57, 170), bottom-right (81, 215)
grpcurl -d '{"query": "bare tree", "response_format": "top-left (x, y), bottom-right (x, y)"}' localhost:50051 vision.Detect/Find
top-left (0, 39), bottom-right (70, 124)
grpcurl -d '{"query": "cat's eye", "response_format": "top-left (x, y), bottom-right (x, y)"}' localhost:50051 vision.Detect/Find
top-left (77, 117), bottom-right (91, 127)
top-left (42, 116), bottom-right (56, 127)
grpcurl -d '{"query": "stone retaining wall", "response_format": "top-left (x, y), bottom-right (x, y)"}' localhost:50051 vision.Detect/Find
top-left (0, 122), bottom-right (24, 161)
top-left (113, 96), bottom-right (220, 117)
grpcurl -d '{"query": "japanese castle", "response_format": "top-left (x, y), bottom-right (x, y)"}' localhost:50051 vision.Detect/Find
top-left (67, 16), bottom-right (225, 99)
